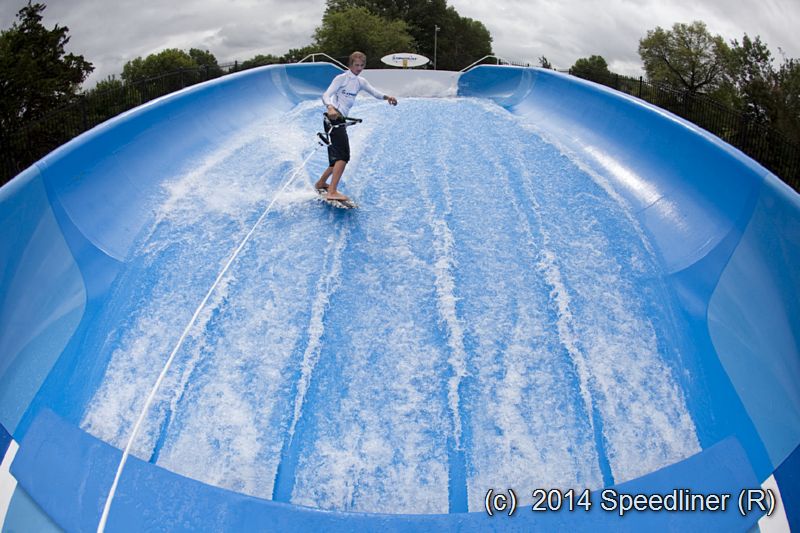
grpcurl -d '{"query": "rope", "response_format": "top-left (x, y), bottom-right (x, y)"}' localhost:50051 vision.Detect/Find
top-left (97, 141), bottom-right (322, 532)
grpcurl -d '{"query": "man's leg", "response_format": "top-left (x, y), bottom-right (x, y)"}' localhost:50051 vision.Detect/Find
top-left (315, 166), bottom-right (333, 189)
top-left (326, 160), bottom-right (348, 200)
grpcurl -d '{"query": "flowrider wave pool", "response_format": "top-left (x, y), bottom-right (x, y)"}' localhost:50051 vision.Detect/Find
top-left (1, 63), bottom-right (798, 531)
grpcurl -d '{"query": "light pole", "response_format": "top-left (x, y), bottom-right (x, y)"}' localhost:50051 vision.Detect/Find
top-left (434, 25), bottom-right (440, 70)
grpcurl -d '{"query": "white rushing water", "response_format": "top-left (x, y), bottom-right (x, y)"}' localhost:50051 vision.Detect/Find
top-left (81, 96), bottom-right (700, 513)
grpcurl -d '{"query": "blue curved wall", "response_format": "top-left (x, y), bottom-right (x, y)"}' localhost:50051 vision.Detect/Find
top-left (0, 63), bottom-right (798, 531)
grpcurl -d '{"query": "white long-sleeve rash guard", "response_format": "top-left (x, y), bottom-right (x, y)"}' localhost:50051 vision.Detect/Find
top-left (322, 70), bottom-right (385, 118)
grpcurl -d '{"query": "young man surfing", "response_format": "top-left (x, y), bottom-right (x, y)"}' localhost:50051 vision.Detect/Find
top-left (315, 51), bottom-right (398, 202)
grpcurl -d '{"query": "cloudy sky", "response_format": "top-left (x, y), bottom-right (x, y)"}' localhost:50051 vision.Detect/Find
top-left (2, 0), bottom-right (799, 87)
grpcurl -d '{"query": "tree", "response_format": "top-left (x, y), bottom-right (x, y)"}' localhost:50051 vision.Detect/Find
top-left (773, 57), bottom-right (800, 144)
top-left (189, 48), bottom-right (223, 77)
top-left (122, 48), bottom-right (197, 83)
top-left (121, 48), bottom-right (223, 93)
top-left (438, 6), bottom-right (492, 70)
top-left (236, 54), bottom-right (282, 71)
top-left (571, 55), bottom-right (611, 82)
top-left (322, 0), bottom-right (492, 70)
top-left (722, 35), bottom-right (775, 121)
top-left (325, 0), bottom-right (446, 58)
top-left (638, 21), bottom-right (729, 94)
top-left (83, 75), bottom-right (140, 123)
top-left (0, 2), bottom-right (93, 132)
top-left (281, 45), bottom-right (321, 63)
top-left (313, 6), bottom-right (415, 68)
top-left (538, 56), bottom-right (552, 69)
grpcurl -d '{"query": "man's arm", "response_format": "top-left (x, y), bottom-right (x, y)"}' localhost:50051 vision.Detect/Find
top-left (360, 77), bottom-right (397, 105)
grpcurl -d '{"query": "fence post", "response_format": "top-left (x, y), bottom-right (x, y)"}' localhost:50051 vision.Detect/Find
top-left (638, 76), bottom-right (642, 98)
top-left (80, 95), bottom-right (88, 131)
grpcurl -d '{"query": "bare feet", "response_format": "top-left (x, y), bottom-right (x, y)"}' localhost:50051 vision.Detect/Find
top-left (315, 181), bottom-right (329, 190)
top-left (326, 190), bottom-right (350, 201)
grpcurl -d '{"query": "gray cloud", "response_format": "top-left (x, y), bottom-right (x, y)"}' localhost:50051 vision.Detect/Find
top-left (1, 0), bottom-right (797, 86)
top-left (450, 0), bottom-right (800, 74)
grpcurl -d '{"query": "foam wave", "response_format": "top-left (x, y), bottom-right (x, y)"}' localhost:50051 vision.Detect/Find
top-left (82, 96), bottom-right (701, 514)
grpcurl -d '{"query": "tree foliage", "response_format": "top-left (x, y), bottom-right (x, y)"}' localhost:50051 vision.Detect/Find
top-left (122, 48), bottom-right (220, 82)
top-left (571, 55), bottom-right (611, 82)
top-left (724, 45), bottom-right (800, 145)
top-left (189, 48), bottom-right (223, 77)
top-left (323, 0), bottom-right (492, 70)
top-left (120, 47), bottom-right (223, 94)
top-left (237, 53), bottom-right (283, 70)
top-left (281, 45), bottom-right (322, 63)
top-left (0, 2), bottom-right (93, 131)
top-left (717, 35), bottom-right (776, 122)
top-left (774, 58), bottom-right (800, 144)
top-left (439, 7), bottom-right (492, 70)
top-left (637, 22), bottom-right (799, 147)
top-left (638, 21), bottom-right (729, 94)
top-left (314, 6), bottom-right (414, 68)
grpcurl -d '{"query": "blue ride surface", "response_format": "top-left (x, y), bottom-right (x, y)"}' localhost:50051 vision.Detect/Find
top-left (0, 63), bottom-right (798, 531)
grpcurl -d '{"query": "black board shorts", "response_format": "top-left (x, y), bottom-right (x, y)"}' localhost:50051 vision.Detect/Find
top-left (325, 116), bottom-right (350, 166)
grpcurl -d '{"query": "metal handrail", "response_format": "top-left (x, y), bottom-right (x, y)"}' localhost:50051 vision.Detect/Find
top-left (459, 55), bottom-right (511, 72)
top-left (298, 53), bottom-right (347, 70)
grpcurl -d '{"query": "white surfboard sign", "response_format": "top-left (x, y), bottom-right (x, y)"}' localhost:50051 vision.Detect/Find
top-left (381, 53), bottom-right (430, 68)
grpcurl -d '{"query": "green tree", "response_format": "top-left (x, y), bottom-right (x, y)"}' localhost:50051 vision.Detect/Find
top-left (438, 6), bottom-right (492, 70)
top-left (571, 55), bottom-right (611, 82)
top-left (281, 45), bottom-right (321, 63)
top-left (638, 21), bottom-right (729, 94)
top-left (122, 48), bottom-right (197, 83)
top-left (313, 6), bottom-right (414, 68)
top-left (322, 0), bottom-right (492, 70)
top-left (189, 48), bottom-right (223, 77)
top-left (84, 75), bottom-right (139, 124)
top-left (721, 35), bottom-right (775, 121)
top-left (0, 2), bottom-right (93, 131)
top-left (121, 48), bottom-right (223, 94)
top-left (326, 0), bottom-right (446, 63)
top-left (773, 57), bottom-right (800, 144)
top-left (538, 56), bottom-right (552, 69)
top-left (237, 53), bottom-right (282, 71)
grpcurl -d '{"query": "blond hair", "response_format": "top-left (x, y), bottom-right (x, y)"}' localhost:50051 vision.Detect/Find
top-left (349, 51), bottom-right (367, 66)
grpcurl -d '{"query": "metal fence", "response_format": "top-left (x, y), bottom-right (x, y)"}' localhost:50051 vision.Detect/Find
top-left (569, 70), bottom-right (800, 192)
top-left (3, 63), bottom-right (799, 193)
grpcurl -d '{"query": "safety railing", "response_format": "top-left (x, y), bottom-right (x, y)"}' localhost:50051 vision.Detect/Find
top-left (459, 55), bottom-right (533, 72)
top-left (298, 53), bottom-right (348, 70)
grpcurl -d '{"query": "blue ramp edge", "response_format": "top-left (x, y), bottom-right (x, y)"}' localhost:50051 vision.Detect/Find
top-left (0, 422), bottom-right (10, 460)
top-left (775, 442), bottom-right (800, 531)
top-left (12, 409), bottom-right (763, 532)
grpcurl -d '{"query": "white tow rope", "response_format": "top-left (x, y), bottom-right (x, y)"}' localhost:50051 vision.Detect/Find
top-left (97, 142), bottom-right (322, 533)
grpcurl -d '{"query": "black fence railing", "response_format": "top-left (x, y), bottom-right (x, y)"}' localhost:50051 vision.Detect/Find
top-left (569, 70), bottom-right (800, 193)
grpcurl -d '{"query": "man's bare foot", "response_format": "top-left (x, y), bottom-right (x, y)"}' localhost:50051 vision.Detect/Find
top-left (315, 182), bottom-right (329, 190)
top-left (326, 190), bottom-right (349, 201)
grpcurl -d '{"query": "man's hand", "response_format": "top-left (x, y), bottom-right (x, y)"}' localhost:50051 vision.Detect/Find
top-left (326, 105), bottom-right (342, 120)
top-left (385, 96), bottom-right (398, 106)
